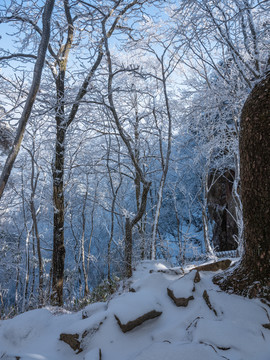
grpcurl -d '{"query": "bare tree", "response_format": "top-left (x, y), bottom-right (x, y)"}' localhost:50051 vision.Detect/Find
top-left (0, 0), bottom-right (55, 198)
top-left (46, 0), bottom-right (146, 304)
top-left (171, 0), bottom-right (269, 255)
top-left (103, 27), bottom-right (152, 277)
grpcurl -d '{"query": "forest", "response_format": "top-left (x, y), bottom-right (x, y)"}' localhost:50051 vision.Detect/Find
top-left (0, 0), bottom-right (269, 322)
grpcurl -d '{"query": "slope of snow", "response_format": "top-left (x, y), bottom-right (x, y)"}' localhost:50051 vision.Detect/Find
top-left (0, 260), bottom-right (269, 360)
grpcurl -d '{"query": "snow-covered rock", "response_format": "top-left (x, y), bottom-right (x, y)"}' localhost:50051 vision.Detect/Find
top-left (109, 290), bottom-right (162, 332)
top-left (0, 260), bottom-right (269, 360)
top-left (167, 270), bottom-right (200, 307)
top-left (194, 259), bottom-right (231, 272)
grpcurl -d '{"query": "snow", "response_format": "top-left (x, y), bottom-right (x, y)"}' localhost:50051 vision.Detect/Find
top-left (108, 290), bottom-right (162, 325)
top-left (131, 342), bottom-right (223, 360)
top-left (84, 348), bottom-right (100, 360)
top-left (167, 270), bottom-right (196, 298)
top-left (0, 260), bottom-right (270, 360)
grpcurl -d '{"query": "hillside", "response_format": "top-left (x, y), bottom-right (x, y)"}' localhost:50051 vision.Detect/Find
top-left (0, 260), bottom-right (270, 360)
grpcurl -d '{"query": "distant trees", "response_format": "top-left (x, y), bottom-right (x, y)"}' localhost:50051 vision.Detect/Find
top-left (49, 0), bottom-right (158, 304)
top-left (45, 0), bottom-right (144, 305)
top-left (1, 0), bottom-right (158, 306)
top-left (172, 0), bottom-right (269, 254)
top-left (1, 0), bottom-right (174, 309)
top-left (0, 0), bottom-right (269, 314)
top-left (103, 40), bottom-right (152, 278)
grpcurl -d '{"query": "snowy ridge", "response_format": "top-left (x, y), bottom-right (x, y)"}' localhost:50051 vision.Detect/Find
top-left (0, 260), bottom-right (270, 360)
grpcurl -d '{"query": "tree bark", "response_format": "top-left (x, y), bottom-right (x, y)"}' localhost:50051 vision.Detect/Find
top-left (214, 73), bottom-right (270, 300)
top-left (125, 218), bottom-right (133, 278)
top-left (51, 119), bottom-right (66, 305)
top-left (50, 0), bottom-right (138, 305)
top-left (124, 181), bottom-right (151, 278)
top-left (0, 0), bottom-right (55, 199)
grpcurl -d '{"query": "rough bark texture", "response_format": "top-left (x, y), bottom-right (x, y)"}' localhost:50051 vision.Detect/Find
top-left (214, 73), bottom-right (270, 301)
top-left (51, 82), bottom-right (66, 305)
top-left (51, 0), bottom-right (73, 305)
top-left (208, 170), bottom-right (238, 251)
top-left (125, 218), bottom-right (133, 279)
top-left (124, 181), bottom-right (151, 278)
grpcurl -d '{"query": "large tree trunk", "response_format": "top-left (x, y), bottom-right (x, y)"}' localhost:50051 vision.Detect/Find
top-left (214, 73), bottom-right (270, 301)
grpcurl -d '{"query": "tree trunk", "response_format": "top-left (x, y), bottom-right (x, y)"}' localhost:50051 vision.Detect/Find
top-left (30, 199), bottom-right (44, 306)
top-left (28, 149), bottom-right (44, 306)
top-left (125, 217), bottom-right (133, 278)
top-left (0, 0), bottom-right (55, 198)
top-left (51, 124), bottom-right (66, 306)
top-left (207, 170), bottom-right (238, 252)
top-left (51, 71), bottom-right (66, 305)
top-left (81, 189), bottom-right (89, 297)
top-left (214, 73), bottom-right (270, 301)
top-left (201, 169), bottom-right (215, 257)
top-left (151, 179), bottom-right (164, 260)
top-left (124, 182), bottom-right (151, 278)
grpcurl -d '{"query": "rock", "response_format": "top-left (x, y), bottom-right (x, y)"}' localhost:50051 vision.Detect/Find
top-left (207, 170), bottom-right (238, 251)
top-left (167, 287), bottom-right (194, 307)
top-left (0, 121), bottom-right (13, 152)
top-left (192, 270), bottom-right (200, 291)
top-left (167, 270), bottom-right (197, 305)
top-left (59, 333), bottom-right (82, 353)
top-left (82, 302), bottom-right (107, 320)
top-left (194, 259), bottom-right (231, 272)
top-left (115, 309), bottom-right (162, 333)
top-left (149, 268), bottom-right (184, 275)
top-left (202, 290), bottom-right (217, 316)
top-left (194, 270), bottom-right (201, 284)
top-left (82, 311), bottom-right (88, 319)
top-left (217, 346), bottom-right (231, 351)
top-left (79, 317), bottom-right (106, 351)
top-left (157, 268), bottom-right (184, 275)
top-left (110, 290), bottom-right (162, 334)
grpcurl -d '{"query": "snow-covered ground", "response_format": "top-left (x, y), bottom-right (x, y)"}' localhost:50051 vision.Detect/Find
top-left (0, 260), bottom-right (270, 360)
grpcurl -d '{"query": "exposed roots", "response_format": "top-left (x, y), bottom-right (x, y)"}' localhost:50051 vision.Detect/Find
top-left (213, 264), bottom-right (270, 303)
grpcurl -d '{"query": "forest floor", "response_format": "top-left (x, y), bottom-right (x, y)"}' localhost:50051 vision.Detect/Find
top-left (0, 259), bottom-right (270, 360)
